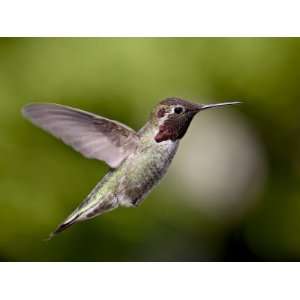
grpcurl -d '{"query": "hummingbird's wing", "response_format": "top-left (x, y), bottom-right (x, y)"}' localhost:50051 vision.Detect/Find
top-left (22, 103), bottom-right (139, 168)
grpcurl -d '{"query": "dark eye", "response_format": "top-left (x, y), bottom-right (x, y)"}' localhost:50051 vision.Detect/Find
top-left (174, 107), bottom-right (183, 114)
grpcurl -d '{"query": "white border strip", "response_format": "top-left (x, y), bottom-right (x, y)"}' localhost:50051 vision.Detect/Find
top-left (0, 0), bottom-right (299, 36)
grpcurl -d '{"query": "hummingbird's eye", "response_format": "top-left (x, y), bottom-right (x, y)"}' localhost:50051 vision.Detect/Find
top-left (174, 106), bottom-right (184, 114)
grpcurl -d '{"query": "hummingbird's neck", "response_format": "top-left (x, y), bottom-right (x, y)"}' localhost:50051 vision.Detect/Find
top-left (137, 120), bottom-right (158, 140)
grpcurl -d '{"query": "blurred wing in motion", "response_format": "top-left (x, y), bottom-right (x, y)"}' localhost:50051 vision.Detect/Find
top-left (22, 103), bottom-right (139, 168)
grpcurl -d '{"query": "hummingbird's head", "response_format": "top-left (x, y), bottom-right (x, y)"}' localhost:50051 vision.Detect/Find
top-left (153, 97), bottom-right (240, 143)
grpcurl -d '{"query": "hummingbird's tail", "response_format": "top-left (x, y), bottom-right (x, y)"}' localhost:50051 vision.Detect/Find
top-left (45, 213), bottom-right (81, 241)
top-left (45, 173), bottom-right (119, 241)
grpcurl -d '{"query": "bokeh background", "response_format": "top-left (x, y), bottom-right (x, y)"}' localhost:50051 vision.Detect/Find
top-left (1, 38), bottom-right (299, 261)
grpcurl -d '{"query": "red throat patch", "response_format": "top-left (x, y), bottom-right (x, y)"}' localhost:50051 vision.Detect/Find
top-left (155, 124), bottom-right (175, 143)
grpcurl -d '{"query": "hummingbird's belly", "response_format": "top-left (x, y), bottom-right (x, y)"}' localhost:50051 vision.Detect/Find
top-left (72, 139), bottom-right (179, 221)
top-left (116, 139), bottom-right (179, 207)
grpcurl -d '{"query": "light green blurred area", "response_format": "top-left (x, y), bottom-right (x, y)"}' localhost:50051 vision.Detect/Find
top-left (1, 38), bottom-right (300, 261)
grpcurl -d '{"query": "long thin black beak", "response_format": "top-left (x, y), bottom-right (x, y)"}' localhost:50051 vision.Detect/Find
top-left (199, 101), bottom-right (241, 111)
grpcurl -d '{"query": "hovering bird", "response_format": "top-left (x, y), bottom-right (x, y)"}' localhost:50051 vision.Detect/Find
top-left (22, 97), bottom-right (240, 239)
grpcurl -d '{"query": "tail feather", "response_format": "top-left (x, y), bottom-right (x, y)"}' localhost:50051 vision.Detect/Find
top-left (45, 175), bottom-right (118, 241)
top-left (45, 214), bottom-right (80, 241)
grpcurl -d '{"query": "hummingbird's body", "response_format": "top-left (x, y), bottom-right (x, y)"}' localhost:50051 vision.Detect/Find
top-left (63, 130), bottom-right (179, 233)
top-left (22, 97), bottom-right (240, 238)
top-left (54, 113), bottom-right (180, 235)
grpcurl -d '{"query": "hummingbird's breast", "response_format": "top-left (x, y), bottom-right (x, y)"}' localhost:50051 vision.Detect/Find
top-left (116, 132), bottom-right (180, 207)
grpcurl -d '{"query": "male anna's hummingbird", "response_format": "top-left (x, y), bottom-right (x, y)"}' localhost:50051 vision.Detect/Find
top-left (22, 97), bottom-right (240, 239)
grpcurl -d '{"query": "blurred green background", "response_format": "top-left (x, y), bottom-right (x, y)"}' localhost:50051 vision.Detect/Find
top-left (1, 38), bottom-right (300, 261)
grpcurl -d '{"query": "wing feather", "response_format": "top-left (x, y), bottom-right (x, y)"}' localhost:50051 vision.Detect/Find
top-left (22, 103), bottom-right (139, 168)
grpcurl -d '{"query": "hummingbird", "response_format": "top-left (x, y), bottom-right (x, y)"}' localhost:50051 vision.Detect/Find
top-left (22, 97), bottom-right (240, 239)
